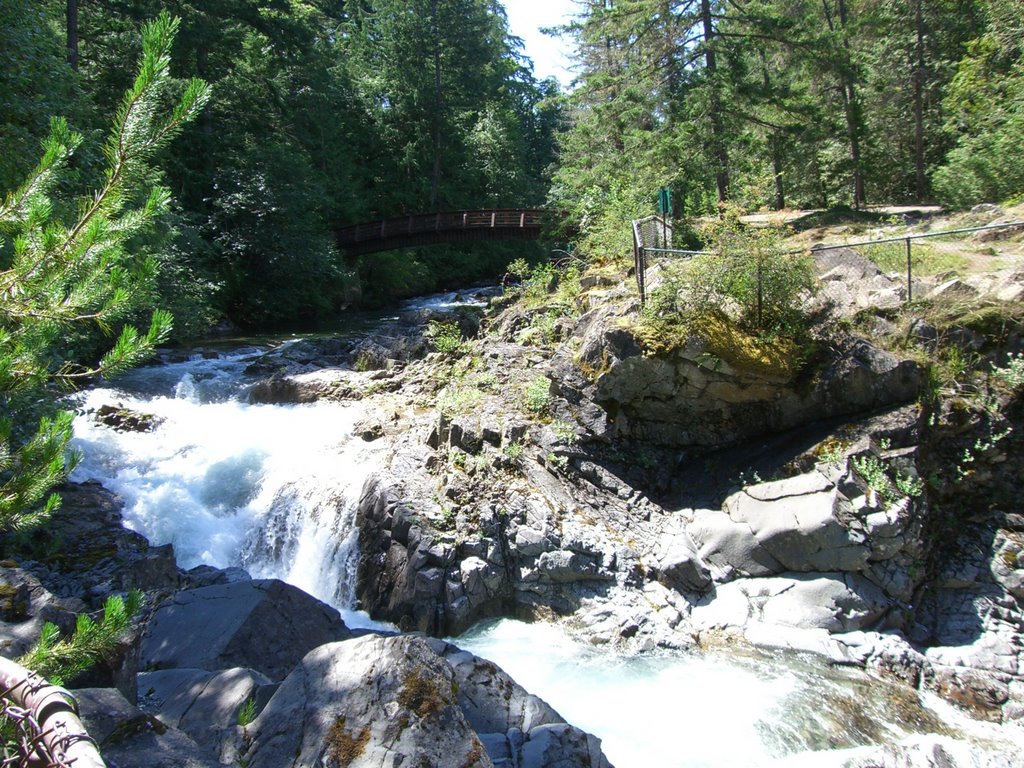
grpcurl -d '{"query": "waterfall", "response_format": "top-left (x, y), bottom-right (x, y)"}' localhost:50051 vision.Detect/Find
top-left (69, 346), bottom-right (382, 624)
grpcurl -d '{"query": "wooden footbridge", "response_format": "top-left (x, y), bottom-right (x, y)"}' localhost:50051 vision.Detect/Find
top-left (335, 209), bottom-right (552, 256)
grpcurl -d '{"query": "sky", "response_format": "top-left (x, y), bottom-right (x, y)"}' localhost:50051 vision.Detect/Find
top-left (502, 0), bottom-right (578, 88)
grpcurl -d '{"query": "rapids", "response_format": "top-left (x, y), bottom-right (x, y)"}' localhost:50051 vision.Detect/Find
top-left (69, 343), bottom-right (383, 626)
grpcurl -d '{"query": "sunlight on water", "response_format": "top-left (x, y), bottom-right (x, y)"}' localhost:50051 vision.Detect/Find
top-left (454, 618), bottom-right (1002, 768)
top-left (70, 365), bottom-right (382, 610)
top-left (457, 620), bottom-right (799, 767)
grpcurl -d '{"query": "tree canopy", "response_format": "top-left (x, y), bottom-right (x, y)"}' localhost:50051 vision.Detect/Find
top-left (1, 0), bottom-right (1020, 333)
top-left (551, 0), bottom-right (1022, 237)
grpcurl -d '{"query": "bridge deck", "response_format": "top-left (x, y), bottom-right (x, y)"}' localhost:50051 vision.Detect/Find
top-left (335, 209), bottom-right (547, 255)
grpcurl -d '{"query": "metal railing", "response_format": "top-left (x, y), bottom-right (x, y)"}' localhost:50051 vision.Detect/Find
top-left (805, 222), bottom-right (1024, 302)
top-left (0, 657), bottom-right (105, 768)
top-left (631, 217), bottom-right (1024, 307)
top-left (632, 215), bottom-right (684, 304)
top-left (336, 209), bottom-right (545, 246)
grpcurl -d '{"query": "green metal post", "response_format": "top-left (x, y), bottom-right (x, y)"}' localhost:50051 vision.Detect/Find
top-left (906, 237), bottom-right (912, 303)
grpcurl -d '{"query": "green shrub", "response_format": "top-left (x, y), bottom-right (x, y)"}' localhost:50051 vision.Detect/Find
top-left (438, 385), bottom-right (483, 416)
top-left (19, 591), bottom-right (142, 685)
top-left (524, 376), bottom-right (552, 415)
top-left (502, 440), bottom-right (524, 461)
top-left (696, 210), bottom-right (817, 335)
top-left (425, 320), bottom-right (466, 356)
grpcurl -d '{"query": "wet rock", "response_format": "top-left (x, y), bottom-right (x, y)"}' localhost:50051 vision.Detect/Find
top-left (95, 404), bottom-right (165, 433)
top-left (431, 638), bottom-right (612, 767)
top-left (841, 734), bottom-right (1018, 768)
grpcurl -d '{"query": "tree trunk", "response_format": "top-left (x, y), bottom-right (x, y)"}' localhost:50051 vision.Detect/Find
top-left (771, 133), bottom-right (786, 210)
top-left (430, 0), bottom-right (443, 210)
top-left (823, 0), bottom-right (866, 208)
top-left (701, 0), bottom-right (729, 204)
top-left (913, 0), bottom-right (926, 202)
top-left (760, 51), bottom-right (786, 210)
top-left (67, 0), bottom-right (78, 71)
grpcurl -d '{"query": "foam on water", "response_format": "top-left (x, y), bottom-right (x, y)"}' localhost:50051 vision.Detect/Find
top-left (70, 360), bottom-right (381, 617)
top-left (454, 618), bottom-right (1024, 768)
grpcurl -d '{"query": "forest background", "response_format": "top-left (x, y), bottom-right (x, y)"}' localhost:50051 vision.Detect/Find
top-left (1, 0), bottom-right (1022, 335)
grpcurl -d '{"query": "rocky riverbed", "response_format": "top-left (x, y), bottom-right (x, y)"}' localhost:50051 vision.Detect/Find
top-left (1, 250), bottom-right (1023, 766)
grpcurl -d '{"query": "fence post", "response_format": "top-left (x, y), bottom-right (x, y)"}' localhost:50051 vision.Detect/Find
top-left (905, 237), bottom-right (913, 303)
top-left (639, 246), bottom-right (646, 306)
top-left (756, 252), bottom-right (764, 329)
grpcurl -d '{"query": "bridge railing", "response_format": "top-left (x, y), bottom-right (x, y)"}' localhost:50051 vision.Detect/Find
top-left (337, 209), bottom-right (545, 246)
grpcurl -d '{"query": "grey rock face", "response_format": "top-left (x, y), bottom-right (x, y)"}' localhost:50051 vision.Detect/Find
top-left (241, 635), bottom-right (486, 768)
top-left (140, 579), bottom-right (350, 680)
top-left (591, 333), bottom-right (922, 448)
top-left (138, 667), bottom-right (272, 756)
top-left (76, 687), bottom-right (216, 768)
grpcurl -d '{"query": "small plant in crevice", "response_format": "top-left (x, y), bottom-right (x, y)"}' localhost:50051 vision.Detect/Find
top-left (992, 353), bottom-right (1024, 390)
top-left (236, 697), bottom-right (257, 729)
top-left (438, 505), bottom-right (458, 532)
top-left (438, 385), bottom-right (483, 417)
top-left (545, 452), bottom-right (569, 472)
top-left (524, 376), bottom-right (552, 416)
top-left (851, 453), bottom-right (924, 506)
top-left (635, 450), bottom-right (658, 471)
top-left (851, 454), bottom-right (891, 503)
top-left (551, 420), bottom-right (577, 445)
top-left (894, 471), bottom-right (925, 498)
top-left (425, 320), bottom-right (467, 356)
top-left (502, 440), bottom-right (524, 463)
top-left (955, 426), bottom-right (1014, 482)
top-left (816, 438), bottom-right (849, 467)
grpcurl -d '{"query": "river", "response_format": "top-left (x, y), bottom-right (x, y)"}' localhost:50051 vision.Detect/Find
top-left (67, 291), bottom-right (1019, 767)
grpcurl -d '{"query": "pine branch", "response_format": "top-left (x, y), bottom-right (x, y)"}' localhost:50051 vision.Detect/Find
top-left (18, 591), bottom-right (144, 685)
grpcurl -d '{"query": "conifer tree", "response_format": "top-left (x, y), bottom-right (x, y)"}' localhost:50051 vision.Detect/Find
top-left (0, 12), bottom-right (210, 535)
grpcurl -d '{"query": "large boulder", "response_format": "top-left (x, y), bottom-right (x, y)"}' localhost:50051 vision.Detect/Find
top-left (140, 579), bottom-right (350, 681)
top-left (138, 667), bottom-right (273, 757)
top-left (76, 687), bottom-right (216, 768)
top-left (691, 572), bottom-right (893, 636)
top-left (239, 634), bottom-right (613, 768)
top-left (433, 639), bottom-right (612, 768)
top-left (241, 635), bottom-right (492, 768)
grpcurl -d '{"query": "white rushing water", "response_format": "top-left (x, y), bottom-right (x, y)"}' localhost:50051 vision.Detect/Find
top-left (69, 345), bottom-right (382, 624)
top-left (457, 619), bottom-right (1023, 768)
